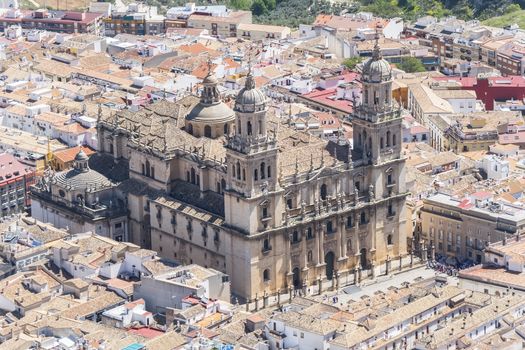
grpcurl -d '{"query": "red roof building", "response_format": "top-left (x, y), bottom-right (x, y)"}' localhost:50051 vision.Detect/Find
top-left (433, 76), bottom-right (525, 110)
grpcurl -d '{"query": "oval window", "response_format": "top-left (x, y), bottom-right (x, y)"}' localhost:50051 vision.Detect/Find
top-left (59, 190), bottom-right (65, 198)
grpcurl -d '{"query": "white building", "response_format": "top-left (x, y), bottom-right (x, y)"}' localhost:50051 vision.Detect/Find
top-left (476, 154), bottom-right (509, 180)
top-left (101, 299), bottom-right (153, 328)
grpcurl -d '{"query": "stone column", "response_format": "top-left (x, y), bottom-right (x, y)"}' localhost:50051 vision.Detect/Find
top-left (421, 240), bottom-right (428, 262)
top-left (430, 243), bottom-right (435, 261)
top-left (286, 233), bottom-right (293, 288)
top-left (112, 134), bottom-right (118, 159)
top-left (336, 217), bottom-right (343, 259)
top-left (399, 255), bottom-right (403, 271)
top-left (385, 255), bottom-right (391, 275)
top-left (318, 222), bottom-right (325, 266)
top-left (315, 226), bottom-right (321, 266)
top-left (370, 261), bottom-right (376, 279)
top-left (318, 275), bottom-right (322, 295)
top-left (302, 229), bottom-right (309, 273)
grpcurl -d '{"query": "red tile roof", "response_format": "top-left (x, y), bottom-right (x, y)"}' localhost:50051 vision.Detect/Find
top-left (128, 327), bottom-right (164, 339)
top-left (53, 146), bottom-right (95, 163)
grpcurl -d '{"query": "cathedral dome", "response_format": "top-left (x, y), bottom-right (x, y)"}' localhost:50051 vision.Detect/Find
top-left (53, 168), bottom-right (113, 191)
top-left (186, 70), bottom-right (235, 124)
top-left (361, 41), bottom-right (392, 83)
top-left (234, 73), bottom-right (267, 113)
top-left (53, 150), bottom-right (112, 191)
top-left (186, 102), bottom-right (235, 123)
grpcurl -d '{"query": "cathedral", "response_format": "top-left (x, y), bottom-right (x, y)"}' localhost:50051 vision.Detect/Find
top-left (31, 43), bottom-right (408, 301)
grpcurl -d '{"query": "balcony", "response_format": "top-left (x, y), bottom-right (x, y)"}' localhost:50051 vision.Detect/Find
top-left (30, 189), bottom-right (127, 220)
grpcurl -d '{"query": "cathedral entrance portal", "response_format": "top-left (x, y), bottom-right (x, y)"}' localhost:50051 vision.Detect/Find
top-left (325, 251), bottom-right (335, 280)
top-left (292, 267), bottom-right (301, 289)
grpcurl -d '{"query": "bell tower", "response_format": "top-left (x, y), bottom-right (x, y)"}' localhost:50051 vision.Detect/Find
top-left (224, 72), bottom-right (280, 233)
top-left (352, 37), bottom-right (402, 167)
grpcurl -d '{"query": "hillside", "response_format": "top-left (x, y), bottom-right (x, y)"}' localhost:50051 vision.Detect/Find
top-left (482, 8), bottom-right (525, 28)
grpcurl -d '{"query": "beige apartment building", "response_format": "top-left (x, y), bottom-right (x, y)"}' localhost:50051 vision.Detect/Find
top-left (237, 23), bottom-right (291, 41)
top-left (420, 191), bottom-right (525, 264)
top-left (187, 11), bottom-right (251, 38)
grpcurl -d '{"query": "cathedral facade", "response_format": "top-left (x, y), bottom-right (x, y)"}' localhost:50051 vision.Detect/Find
top-left (38, 44), bottom-right (408, 301)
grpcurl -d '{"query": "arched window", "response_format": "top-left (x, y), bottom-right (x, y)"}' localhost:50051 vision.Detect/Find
top-left (204, 125), bottom-right (212, 138)
top-left (236, 161), bottom-right (241, 180)
top-left (142, 163), bottom-right (145, 175)
top-left (150, 166), bottom-right (155, 179)
top-left (242, 168), bottom-right (246, 181)
top-left (347, 239), bottom-right (352, 252)
top-left (186, 171), bottom-right (190, 182)
top-left (187, 123), bottom-right (193, 135)
top-left (292, 231), bottom-right (299, 242)
top-left (320, 184), bottom-right (327, 200)
top-left (263, 238), bottom-right (270, 251)
top-left (267, 165), bottom-right (271, 178)
top-left (254, 169), bottom-right (258, 181)
top-left (380, 137), bottom-right (384, 149)
top-left (307, 250), bottom-right (313, 262)
top-left (360, 212), bottom-right (366, 224)
top-left (145, 160), bottom-right (151, 177)
top-left (224, 123), bottom-right (229, 135)
top-left (387, 173), bottom-right (393, 185)
top-left (263, 269), bottom-right (270, 282)
top-left (216, 182), bottom-right (221, 193)
top-left (386, 131), bottom-right (391, 147)
top-left (387, 234), bottom-right (393, 245)
top-left (393, 133), bottom-right (397, 146)
top-left (221, 179), bottom-right (226, 193)
top-left (260, 162), bottom-right (266, 179)
top-left (307, 227), bottom-right (313, 239)
top-left (238, 123), bottom-right (241, 134)
top-left (76, 194), bottom-right (84, 204)
top-left (368, 137), bottom-right (372, 152)
top-left (190, 168), bottom-right (196, 184)
top-left (247, 121), bottom-right (252, 135)
top-left (258, 120), bottom-right (263, 134)
top-left (232, 164), bottom-right (236, 177)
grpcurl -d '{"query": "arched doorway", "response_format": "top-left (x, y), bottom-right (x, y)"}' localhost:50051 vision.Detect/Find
top-left (360, 248), bottom-right (367, 269)
top-left (292, 267), bottom-right (301, 289)
top-left (325, 251), bottom-right (335, 280)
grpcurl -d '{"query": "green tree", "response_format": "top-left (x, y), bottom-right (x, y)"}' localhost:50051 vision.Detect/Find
top-left (229, 0), bottom-right (252, 10)
top-left (263, 0), bottom-right (276, 10)
top-left (251, 0), bottom-right (268, 15)
top-left (343, 56), bottom-right (363, 70)
top-left (398, 57), bottom-right (426, 73)
top-left (505, 3), bottom-right (521, 13)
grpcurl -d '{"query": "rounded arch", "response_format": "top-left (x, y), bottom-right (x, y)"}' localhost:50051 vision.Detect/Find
top-left (204, 125), bottom-right (212, 138)
top-left (260, 162), bottom-right (266, 179)
top-left (190, 168), bottom-right (196, 184)
top-left (223, 123), bottom-right (229, 135)
top-left (187, 123), bottom-right (193, 135)
top-left (387, 234), bottom-right (393, 245)
top-left (263, 269), bottom-right (270, 282)
top-left (320, 184), bottom-right (327, 200)
top-left (247, 121), bottom-right (253, 135)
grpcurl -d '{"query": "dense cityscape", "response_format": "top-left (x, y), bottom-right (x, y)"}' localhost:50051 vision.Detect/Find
top-left (1, 0), bottom-right (525, 348)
